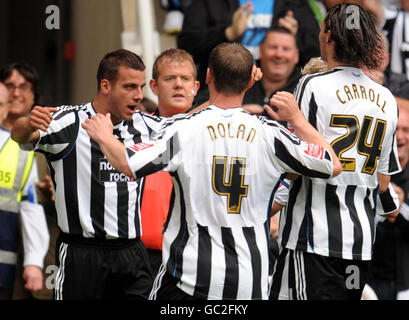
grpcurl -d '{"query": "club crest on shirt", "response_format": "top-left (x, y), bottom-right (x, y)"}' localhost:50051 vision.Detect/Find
top-left (302, 142), bottom-right (324, 160)
top-left (99, 158), bottom-right (134, 182)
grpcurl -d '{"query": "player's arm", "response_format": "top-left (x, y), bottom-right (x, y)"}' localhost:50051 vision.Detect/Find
top-left (377, 173), bottom-right (400, 222)
top-left (83, 113), bottom-right (179, 179)
top-left (270, 174), bottom-right (298, 217)
top-left (11, 106), bottom-right (57, 145)
top-left (82, 113), bottom-right (133, 177)
top-left (265, 91), bottom-right (343, 177)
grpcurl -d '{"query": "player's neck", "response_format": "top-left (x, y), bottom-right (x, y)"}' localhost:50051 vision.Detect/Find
top-left (92, 95), bottom-right (121, 125)
top-left (209, 91), bottom-right (245, 109)
top-left (92, 94), bottom-right (108, 115)
top-left (157, 104), bottom-right (189, 117)
top-left (327, 59), bottom-right (359, 71)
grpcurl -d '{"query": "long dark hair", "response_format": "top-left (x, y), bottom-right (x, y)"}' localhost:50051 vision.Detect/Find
top-left (324, 3), bottom-right (384, 70)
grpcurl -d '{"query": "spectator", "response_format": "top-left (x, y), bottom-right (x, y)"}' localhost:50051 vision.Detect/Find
top-left (0, 63), bottom-right (49, 299)
top-left (178, 0), bottom-right (321, 107)
top-left (243, 26), bottom-right (301, 108)
top-left (376, 0), bottom-right (409, 81)
top-left (160, 0), bottom-right (193, 35)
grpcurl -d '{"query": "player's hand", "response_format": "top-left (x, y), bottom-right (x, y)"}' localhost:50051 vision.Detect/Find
top-left (82, 113), bottom-right (114, 144)
top-left (28, 106), bottom-right (58, 132)
top-left (265, 91), bottom-right (301, 123)
top-left (23, 265), bottom-right (43, 292)
top-left (242, 104), bottom-right (264, 115)
top-left (37, 175), bottom-right (55, 202)
top-left (278, 10), bottom-right (298, 35)
top-left (246, 64), bottom-right (263, 92)
top-left (385, 210), bottom-right (399, 223)
top-left (392, 183), bottom-right (404, 207)
top-left (252, 64), bottom-right (263, 82)
top-left (225, 2), bottom-right (254, 41)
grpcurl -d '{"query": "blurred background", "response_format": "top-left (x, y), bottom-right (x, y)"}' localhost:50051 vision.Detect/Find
top-left (0, 0), bottom-right (177, 106)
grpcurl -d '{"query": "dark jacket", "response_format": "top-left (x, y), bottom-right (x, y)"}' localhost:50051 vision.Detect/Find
top-left (243, 63), bottom-right (302, 106)
top-left (178, 0), bottom-right (320, 106)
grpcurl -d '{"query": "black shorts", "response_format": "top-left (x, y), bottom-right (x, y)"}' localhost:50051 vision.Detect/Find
top-left (54, 233), bottom-right (153, 300)
top-left (149, 264), bottom-right (201, 300)
top-left (270, 248), bottom-right (369, 300)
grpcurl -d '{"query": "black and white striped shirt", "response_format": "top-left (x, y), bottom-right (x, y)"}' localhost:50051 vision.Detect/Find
top-left (382, 7), bottom-right (409, 80)
top-left (27, 102), bottom-right (155, 239)
top-left (125, 105), bottom-right (334, 300)
top-left (281, 67), bottom-right (401, 261)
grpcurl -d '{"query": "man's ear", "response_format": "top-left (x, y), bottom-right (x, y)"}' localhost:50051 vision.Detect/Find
top-left (100, 79), bottom-right (111, 94)
top-left (325, 30), bottom-right (332, 43)
top-left (193, 81), bottom-right (200, 95)
top-left (294, 49), bottom-right (300, 65)
top-left (205, 68), bottom-right (212, 86)
top-left (149, 79), bottom-right (159, 96)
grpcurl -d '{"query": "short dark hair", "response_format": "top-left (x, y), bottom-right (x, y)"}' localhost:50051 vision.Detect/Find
top-left (96, 49), bottom-right (145, 90)
top-left (152, 48), bottom-right (197, 80)
top-left (208, 43), bottom-right (254, 95)
top-left (0, 62), bottom-right (40, 105)
top-left (260, 26), bottom-right (297, 47)
top-left (324, 3), bottom-right (383, 70)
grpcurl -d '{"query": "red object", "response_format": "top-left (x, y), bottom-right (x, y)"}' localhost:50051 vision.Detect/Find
top-left (64, 41), bottom-right (76, 60)
top-left (140, 172), bottom-right (173, 250)
top-left (304, 142), bottom-right (324, 160)
top-left (129, 142), bottom-right (154, 152)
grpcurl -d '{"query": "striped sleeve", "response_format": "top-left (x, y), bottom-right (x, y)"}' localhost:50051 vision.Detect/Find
top-left (35, 108), bottom-right (80, 161)
top-left (261, 121), bottom-right (333, 179)
top-left (125, 124), bottom-right (182, 179)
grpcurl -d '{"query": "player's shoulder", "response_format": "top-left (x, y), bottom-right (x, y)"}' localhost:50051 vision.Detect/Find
top-left (296, 69), bottom-right (343, 96)
top-left (54, 102), bottom-right (91, 119)
top-left (299, 68), bottom-right (342, 84)
top-left (383, 6), bottom-right (399, 21)
top-left (56, 102), bottom-right (90, 113)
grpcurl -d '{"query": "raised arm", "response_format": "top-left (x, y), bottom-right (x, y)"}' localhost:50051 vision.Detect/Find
top-left (11, 106), bottom-right (57, 145)
top-left (265, 91), bottom-right (343, 177)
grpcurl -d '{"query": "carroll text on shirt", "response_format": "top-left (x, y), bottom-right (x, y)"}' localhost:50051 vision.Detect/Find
top-left (335, 83), bottom-right (386, 112)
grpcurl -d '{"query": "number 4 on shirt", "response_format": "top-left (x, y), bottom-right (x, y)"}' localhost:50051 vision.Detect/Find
top-left (212, 156), bottom-right (248, 214)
